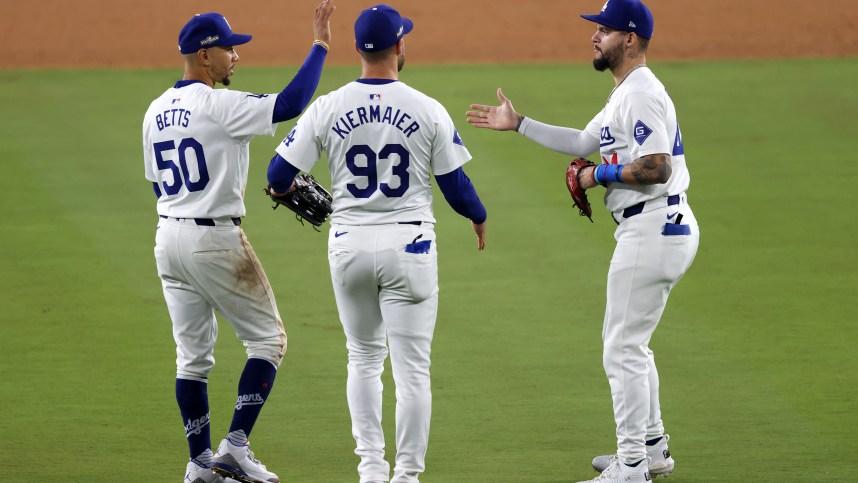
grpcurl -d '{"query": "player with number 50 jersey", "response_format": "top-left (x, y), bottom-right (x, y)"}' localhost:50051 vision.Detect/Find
top-left (142, 3), bottom-right (335, 482)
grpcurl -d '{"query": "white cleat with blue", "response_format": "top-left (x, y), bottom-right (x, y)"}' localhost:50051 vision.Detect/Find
top-left (212, 438), bottom-right (280, 483)
top-left (592, 435), bottom-right (674, 478)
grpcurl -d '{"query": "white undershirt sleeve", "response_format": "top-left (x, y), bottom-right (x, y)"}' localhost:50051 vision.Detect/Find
top-left (518, 117), bottom-right (600, 157)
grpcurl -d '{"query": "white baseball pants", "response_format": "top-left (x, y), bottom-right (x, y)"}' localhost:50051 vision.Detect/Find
top-left (328, 223), bottom-right (439, 483)
top-left (154, 217), bottom-right (286, 379)
top-left (603, 199), bottom-right (699, 464)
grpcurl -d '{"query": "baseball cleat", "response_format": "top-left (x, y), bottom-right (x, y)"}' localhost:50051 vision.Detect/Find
top-left (212, 438), bottom-right (280, 483)
top-left (184, 460), bottom-right (225, 483)
top-left (577, 459), bottom-right (651, 483)
top-left (592, 435), bottom-right (674, 478)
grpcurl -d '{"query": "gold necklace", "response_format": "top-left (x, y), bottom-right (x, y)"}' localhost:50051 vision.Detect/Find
top-left (606, 63), bottom-right (647, 103)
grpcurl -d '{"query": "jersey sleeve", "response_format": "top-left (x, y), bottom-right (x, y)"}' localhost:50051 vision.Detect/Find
top-left (142, 117), bottom-right (156, 182)
top-left (430, 105), bottom-right (472, 176)
top-left (584, 108), bottom-right (605, 145)
top-left (212, 89), bottom-right (278, 138)
top-left (624, 92), bottom-right (670, 161)
top-left (273, 99), bottom-right (322, 173)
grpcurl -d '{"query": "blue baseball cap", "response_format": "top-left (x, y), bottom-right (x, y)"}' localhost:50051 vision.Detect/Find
top-left (178, 13), bottom-right (252, 54)
top-left (581, 0), bottom-right (654, 39)
top-left (354, 5), bottom-right (414, 53)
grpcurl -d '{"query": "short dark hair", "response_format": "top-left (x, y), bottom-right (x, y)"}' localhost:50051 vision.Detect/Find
top-left (358, 43), bottom-right (396, 63)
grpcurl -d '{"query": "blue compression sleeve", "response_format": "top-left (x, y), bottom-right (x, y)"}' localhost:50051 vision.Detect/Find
top-left (267, 154), bottom-right (301, 194)
top-left (272, 45), bottom-right (328, 123)
top-left (435, 167), bottom-right (487, 224)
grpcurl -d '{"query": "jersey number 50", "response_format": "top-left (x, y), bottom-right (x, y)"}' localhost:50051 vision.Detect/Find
top-left (154, 138), bottom-right (210, 195)
top-left (346, 144), bottom-right (409, 198)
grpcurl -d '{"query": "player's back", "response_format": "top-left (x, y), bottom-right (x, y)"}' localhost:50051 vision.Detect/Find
top-left (286, 80), bottom-right (469, 225)
top-left (143, 82), bottom-right (277, 219)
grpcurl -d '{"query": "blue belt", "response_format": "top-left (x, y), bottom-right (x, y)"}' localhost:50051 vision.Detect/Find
top-left (159, 215), bottom-right (241, 226)
top-left (622, 194), bottom-right (680, 219)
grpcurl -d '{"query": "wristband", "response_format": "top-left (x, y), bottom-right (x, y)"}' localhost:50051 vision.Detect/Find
top-left (313, 40), bottom-right (330, 51)
top-left (595, 164), bottom-right (625, 184)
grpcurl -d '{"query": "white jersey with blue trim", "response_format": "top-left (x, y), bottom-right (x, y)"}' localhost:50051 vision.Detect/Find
top-left (275, 80), bottom-right (471, 225)
top-left (583, 67), bottom-right (690, 213)
top-left (143, 81), bottom-right (278, 219)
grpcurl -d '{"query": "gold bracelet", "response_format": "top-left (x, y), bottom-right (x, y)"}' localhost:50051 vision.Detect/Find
top-left (313, 40), bottom-right (330, 51)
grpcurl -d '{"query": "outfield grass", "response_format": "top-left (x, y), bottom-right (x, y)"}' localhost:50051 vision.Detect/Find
top-left (1, 58), bottom-right (856, 482)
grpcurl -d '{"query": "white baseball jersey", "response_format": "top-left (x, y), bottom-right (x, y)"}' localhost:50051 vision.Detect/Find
top-left (583, 67), bottom-right (690, 213)
top-left (274, 80), bottom-right (471, 224)
top-left (143, 81), bottom-right (278, 218)
top-left (585, 68), bottom-right (699, 465)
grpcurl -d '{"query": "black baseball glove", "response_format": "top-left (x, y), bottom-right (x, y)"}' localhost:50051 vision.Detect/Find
top-left (264, 174), bottom-right (333, 229)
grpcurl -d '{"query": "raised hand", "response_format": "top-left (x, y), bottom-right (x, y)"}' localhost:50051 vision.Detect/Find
top-left (313, 0), bottom-right (336, 46)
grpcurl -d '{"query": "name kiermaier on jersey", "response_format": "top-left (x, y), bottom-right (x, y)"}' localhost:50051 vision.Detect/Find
top-left (235, 393), bottom-right (265, 410)
top-left (331, 104), bottom-right (421, 140)
top-left (185, 413), bottom-right (211, 436)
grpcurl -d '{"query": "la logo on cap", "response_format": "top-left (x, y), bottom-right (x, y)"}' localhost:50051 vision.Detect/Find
top-left (601, 1), bottom-right (609, 12)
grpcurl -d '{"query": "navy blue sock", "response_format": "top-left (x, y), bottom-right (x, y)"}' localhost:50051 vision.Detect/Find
top-left (228, 358), bottom-right (277, 438)
top-left (176, 378), bottom-right (211, 461)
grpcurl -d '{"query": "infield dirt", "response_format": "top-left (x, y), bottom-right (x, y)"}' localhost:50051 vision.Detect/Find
top-left (2, 0), bottom-right (857, 69)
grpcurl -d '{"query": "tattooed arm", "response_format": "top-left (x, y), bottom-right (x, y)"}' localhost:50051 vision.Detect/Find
top-left (626, 153), bottom-right (672, 185)
top-left (579, 153), bottom-right (672, 189)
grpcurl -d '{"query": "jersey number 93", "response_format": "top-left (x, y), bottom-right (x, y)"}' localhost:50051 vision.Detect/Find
top-left (346, 143), bottom-right (409, 198)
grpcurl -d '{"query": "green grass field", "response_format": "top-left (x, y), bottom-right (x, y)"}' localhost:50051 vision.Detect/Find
top-left (1, 58), bottom-right (856, 482)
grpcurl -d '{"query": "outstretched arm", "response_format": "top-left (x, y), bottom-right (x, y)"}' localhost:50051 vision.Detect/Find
top-left (467, 88), bottom-right (598, 156)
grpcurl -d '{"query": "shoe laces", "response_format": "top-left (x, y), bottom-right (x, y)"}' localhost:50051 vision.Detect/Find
top-left (595, 460), bottom-right (621, 480)
top-left (243, 445), bottom-right (268, 471)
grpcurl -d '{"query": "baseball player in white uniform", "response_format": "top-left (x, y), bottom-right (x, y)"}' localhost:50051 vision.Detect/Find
top-left (467, 1), bottom-right (698, 481)
top-left (142, 3), bottom-right (335, 482)
top-left (267, 5), bottom-right (488, 482)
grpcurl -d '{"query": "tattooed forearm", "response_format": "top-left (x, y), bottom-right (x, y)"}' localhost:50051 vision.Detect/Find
top-left (628, 153), bottom-right (672, 184)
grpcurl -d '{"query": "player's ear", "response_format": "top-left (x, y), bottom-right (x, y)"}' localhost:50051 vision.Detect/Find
top-left (197, 48), bottom-right (210, 66)
top-left (395, 39), bottom-right (403, 55)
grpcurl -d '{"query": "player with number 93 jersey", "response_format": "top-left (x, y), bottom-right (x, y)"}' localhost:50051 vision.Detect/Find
top-left (267, 5), bottom-right (487, 482)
